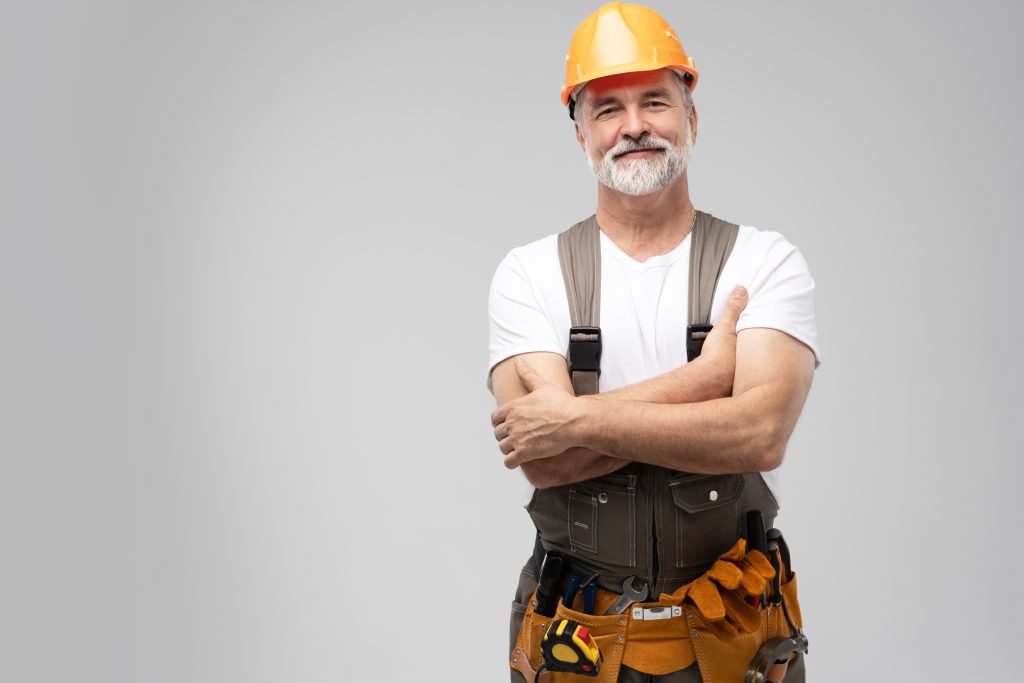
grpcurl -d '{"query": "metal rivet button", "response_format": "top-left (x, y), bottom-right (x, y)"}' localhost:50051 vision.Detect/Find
top-left (709, 490), bottom-right (718, 501)
top-left (598, 492), bottom-right (609, 504)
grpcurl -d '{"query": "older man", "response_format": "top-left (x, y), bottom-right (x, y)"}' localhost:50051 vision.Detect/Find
top-left (488, 4), bottom-right (819, 682)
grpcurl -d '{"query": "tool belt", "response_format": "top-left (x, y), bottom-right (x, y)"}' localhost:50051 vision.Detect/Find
top-left (510, 539), bottom-right (804, 683)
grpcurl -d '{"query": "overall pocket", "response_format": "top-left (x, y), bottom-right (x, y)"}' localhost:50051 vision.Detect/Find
top-left (669, 473), bottom-right (745, 569)
top-left (528, 470), bottom-right (638, 569)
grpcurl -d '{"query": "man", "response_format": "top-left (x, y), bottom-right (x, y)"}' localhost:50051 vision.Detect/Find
top-left (488, 4), bottom-right (819, 682)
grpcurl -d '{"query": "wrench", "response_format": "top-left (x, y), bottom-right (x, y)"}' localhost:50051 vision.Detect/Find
top-left (603, 576), bottom-right (649, 615)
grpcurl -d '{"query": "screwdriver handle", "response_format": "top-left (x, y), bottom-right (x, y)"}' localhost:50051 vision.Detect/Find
top-left (746, 510), bottom-right (767, 556)
top-left (767, 541), bottom-right (783, 605)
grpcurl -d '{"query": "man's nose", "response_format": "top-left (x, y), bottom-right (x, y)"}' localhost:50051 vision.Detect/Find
top-left (620, 106), bottom-right (651, 141)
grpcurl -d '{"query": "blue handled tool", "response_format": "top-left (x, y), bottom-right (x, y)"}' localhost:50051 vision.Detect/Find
top-left (562, 575), bottom-right (581, 609)
top-left (583, 582), bottom-right (597, 614)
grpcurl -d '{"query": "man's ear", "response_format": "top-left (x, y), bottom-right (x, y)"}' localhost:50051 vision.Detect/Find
top-left (575, 121), bottom-right (586, 150)
top-left (689, 103), bottom-right (698, 145)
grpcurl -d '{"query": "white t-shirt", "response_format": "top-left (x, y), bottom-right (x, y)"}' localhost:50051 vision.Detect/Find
top-left (487, 220), bottom-right (821, 507)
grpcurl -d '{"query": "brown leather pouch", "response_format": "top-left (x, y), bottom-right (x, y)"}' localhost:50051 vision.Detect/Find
top-left (556, 586), bottom-right (697, 677)
top-left (688, 572), bottom-right (804, 683)
top-left (510, 591), bottom-right (551, 682)
top-left (511, 587), bottom-right (629, 683)
top-left (619, 603), bottom-right (696, 675)
top-left (510, 584), bottom-right (698, 682)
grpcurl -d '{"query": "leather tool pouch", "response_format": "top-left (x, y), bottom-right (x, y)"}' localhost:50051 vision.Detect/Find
top-left (511, 586), bottom-right (629, 683)
top-left (688, 571), bottom-right (804, 683)
top-left (511, 582), bottom-right (702, 682)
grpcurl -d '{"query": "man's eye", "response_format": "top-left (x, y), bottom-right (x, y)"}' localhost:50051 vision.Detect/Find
top-left (646, 101), bottom-right (668, 108)
top-left (596, 107), bottom-right (617, 118)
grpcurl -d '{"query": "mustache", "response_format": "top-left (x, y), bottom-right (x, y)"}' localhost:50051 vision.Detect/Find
top-left (609, 137), bottom-right (672, 160)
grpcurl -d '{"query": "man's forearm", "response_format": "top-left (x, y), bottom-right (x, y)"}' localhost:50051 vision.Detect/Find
top-left (519, 447), bottom-right (629, 489)
top-left (576, 388), bottom-right (783, 473)
top-left (603, 354), bottom-right (730, 404)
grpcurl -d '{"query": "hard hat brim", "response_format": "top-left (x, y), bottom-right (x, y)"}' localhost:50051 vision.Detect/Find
top-left (560, 62), bottom-right (699, 106)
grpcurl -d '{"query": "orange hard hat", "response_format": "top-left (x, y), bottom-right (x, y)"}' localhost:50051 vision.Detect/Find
top-left (562, 3), bottom-right (699, 115)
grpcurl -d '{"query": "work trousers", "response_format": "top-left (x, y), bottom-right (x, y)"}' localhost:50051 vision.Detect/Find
top-left (509, 659), bottom-right (804, 683)
top-left (508, 561), bottom-right (806, 683)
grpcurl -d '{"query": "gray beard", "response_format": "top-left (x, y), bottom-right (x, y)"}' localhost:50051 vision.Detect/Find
top-left (585, 126), bottom-right (693, 196)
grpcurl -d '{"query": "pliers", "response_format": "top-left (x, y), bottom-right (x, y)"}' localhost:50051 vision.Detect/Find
top-left (562, 574), bottom-right (599, 614)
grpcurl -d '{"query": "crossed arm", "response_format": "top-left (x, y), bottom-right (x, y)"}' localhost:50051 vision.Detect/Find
top-left (489, 286), bottom-right (816, 488)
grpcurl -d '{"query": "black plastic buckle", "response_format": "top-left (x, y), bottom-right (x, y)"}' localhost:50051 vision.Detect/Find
top-left (568, 326), bottom-right (602, 375)
top-left (686, 323), bottom-right (714, 362)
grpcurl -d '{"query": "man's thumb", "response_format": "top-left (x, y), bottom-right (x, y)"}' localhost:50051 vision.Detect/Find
top-left (515, 358), bottom-right (543, 391)
top-left (715, 285), bottom-right (749, 328)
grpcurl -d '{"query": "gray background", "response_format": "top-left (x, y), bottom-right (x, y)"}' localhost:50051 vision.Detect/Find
top-left (2, 0), bottom-right (1020, 681)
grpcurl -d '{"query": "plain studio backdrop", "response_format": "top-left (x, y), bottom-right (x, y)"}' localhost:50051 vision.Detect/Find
top-left (1, 1), bottom-right (1020, 681)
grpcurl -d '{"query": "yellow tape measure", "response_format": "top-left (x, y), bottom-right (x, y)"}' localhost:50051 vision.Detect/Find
top-left (541, 619), bottom-right (602, 676)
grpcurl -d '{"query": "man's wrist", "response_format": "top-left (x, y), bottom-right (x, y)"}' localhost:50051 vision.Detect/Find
top-left (569, 394), bottom-right (606, 451)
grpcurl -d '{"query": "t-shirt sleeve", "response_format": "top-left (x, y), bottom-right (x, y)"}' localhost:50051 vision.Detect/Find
top-left (736, 235), bottom-right (822, 367)
top-left (487, 249), bottom-right (565, 393)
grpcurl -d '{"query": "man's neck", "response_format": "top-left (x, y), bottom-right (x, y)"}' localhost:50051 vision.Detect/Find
top-left (595, 173), bottom-right (695, 263)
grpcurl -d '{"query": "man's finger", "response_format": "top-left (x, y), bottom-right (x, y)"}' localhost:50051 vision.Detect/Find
top-left (713, 285), bottom-right (749, 330)
top-left (494, 422), bottom-right (512, 443)
top-left (504, 449), bottom-right (524, 469)
top-left (515, 357), bottom-right (546, 392)
top-left (491, 404), bottom-right (509, 428)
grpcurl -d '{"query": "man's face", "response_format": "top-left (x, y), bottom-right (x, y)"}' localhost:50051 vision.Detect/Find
top-left (574, 68), bottom-right (697, 196)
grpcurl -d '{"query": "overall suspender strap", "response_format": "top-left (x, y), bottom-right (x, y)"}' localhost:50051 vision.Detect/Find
top-left (686, 212), bottom-right (740, 361)
top-left (557, 216), bottom-right (602, 396)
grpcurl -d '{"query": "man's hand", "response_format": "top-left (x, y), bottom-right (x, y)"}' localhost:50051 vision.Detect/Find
top-left (491, 359), bottom-right (583, 469)
top-left (697, 286), bottom-right (749, 397)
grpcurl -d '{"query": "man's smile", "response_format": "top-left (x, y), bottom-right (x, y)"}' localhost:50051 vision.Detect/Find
top-left (614, 148), bottom-right (665, 161)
